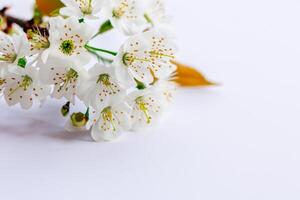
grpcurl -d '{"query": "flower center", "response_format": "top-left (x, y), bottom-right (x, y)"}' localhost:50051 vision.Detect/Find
top-left (112, 2), bottom-right (129, 18)
top-left (58, 68), bottom-right (78, 93)
top-left (97, 74), bottom-right (111, 86)
top-left (76, 0), bottom-right (93, 15)
top-left (122, 53), bottom-right (151, 66)
top-left (59, 39), bottom-right (75, 56)
top-left (27, 29), bottom-right (50, 50)
top-left (135, 96), bottom-right (151, 124)
top-left (8, 75), bottom-right (33, 96)
top-left (101, 106), bottom-right (116, 131)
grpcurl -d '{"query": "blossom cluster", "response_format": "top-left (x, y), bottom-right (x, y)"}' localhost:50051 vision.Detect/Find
top-left (0, 0), bottom-right (177, 141)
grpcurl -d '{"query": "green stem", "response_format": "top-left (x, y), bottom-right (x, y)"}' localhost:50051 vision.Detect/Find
top-left (86, 47), bottom-right (113, 63)
top-left (84, 44), bottom-right (117, 56)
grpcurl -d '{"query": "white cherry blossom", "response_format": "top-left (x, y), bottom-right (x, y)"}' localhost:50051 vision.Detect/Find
top-left (0, 29), bottom-right (31, 69)
top-left (79, 63), bottom-right (126, 111)
top-left (27, 27), bottom-right (50, 56)
top-left (88, 102), bottom-right (132, 141)
top-left (3, 66), bottom-right (51, 109)
top-left (102, 0), bottom-right (146, 35)
top-left (39, 57), bottom-right (87, 104)
top-left (114, 28), bottom-right (177, 85)
top-left (144, 0), bottom-right (169, 27)
top-left (126, 86), bottom-right (167, 131)
top-left (42, 17), bottom-right (95, 65)
top-left (60, 0), bottom-right (103, 19)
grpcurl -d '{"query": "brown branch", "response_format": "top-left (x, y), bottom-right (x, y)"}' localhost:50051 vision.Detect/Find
top-left (1, 7), bottom-right (32, 31)
top-left (1, 7), bottom-right (48, 36)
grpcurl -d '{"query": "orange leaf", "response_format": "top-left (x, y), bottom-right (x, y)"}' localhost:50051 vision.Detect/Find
top-left (35, 0), bottom-right (64, 16)
top-left (172, 61), bottom-right (217, 87)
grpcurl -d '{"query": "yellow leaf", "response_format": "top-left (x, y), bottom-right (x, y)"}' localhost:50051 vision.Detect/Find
top-left (172, 61), bottom-right (217, 87)
top-left (35, 0), bottom-right (64, 16)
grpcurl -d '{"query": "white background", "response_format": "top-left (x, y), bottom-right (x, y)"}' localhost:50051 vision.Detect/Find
top-left (1, 0), bottom-right (300, 199)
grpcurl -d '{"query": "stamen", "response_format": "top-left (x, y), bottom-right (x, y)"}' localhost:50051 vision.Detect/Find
top-left (76, 0), bottom-right (93, 15)
top-left (27, 29), bottom-right (50, 50)
top-left (149, 50), bottom-right (175, 59)
top-left (112, 2), bottom-right (129, 18)
top-left (122, 53), bottom-right (152, 66)
top-left (135, 96), bottom-right (151, 124)
top-left (58, 68), bottom-right (78, 92)
top-left (97, 74), bottom-right (110, 86)
top-left (0, 53), bottom-right (17, 63)
top-left (8, 75), bottom-right (33, 96)
top-left (0, 78), bottom-right (5, 86)
top-left (101, 107), bottom-right (116, 131)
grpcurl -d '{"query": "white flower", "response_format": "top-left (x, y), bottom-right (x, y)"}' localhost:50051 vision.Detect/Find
top-left (0, 29), bottom-right (31, 69)
top-left (126, 86), bottom-right (168, 131)
top-left (144, 0), bottom-right (169, 27)
top-left (88, 102), bottom-right (131, 141)
top-left (60, 0), bottom-right (103, 19)
top-left (102, 0), bottom-right (146, 35)
top-left (114, 29), bottom-right (177, 86)
top-left (42, 17), bottom-right (95, 65)
top-left (3, 66), bottom-right (51, 109)
top-left (79, 63), bottom-right (126, 111)
top-left (27, 28), bottom-right (50, 56)
top-left (39, 57), bottom-right (87, 104)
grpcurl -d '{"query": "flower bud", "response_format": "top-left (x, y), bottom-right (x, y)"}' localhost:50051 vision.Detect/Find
top-left (70, 112), bottom-right (88, 128)
top-left (61, 102), bottom-right (70, 117)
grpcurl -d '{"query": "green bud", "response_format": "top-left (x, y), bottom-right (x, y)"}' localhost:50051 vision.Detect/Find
top-left (61, 101), bottom-right (70, 117)
top-left (70, 112), bottom-right (88, 128)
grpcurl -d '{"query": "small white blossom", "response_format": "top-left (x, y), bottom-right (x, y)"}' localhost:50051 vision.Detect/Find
top-left (88, 102), bottom-right (131, 141)
top-left (114, 29), bottom-right (177, 85)
top-left (102, 0), bottom-right (146, 35)
top-left (27, 28), bottom-right (50, 56)
top-left (39, 57), bottom-right (87, 104)
top-left (60, 0), bottom-right (103, 19)
top-left (126, 86), bottom-right (167, 131)
top-left (144, 0), bottom-right (169, 27)
top-left (3, 66), bottom-right (51, 109)
top-left (0, 29), bottom-right (31, 69)
top-left (42, 17), bottom-right (95, 65)
top-left (79, 63), bottom-right (126, 111)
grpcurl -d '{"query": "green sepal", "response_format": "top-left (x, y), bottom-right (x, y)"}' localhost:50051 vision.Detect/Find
top-left (17, 57), bottom-right (27, 68)
top-left (134, 78), bottom-right (146, 90)
top-left (61, 101), bottom-right (70, 117)
top-left (79, 18), bottom-right (85, 23)
top-left (99, 20), bottom-right (113, 34)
